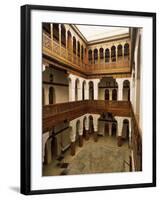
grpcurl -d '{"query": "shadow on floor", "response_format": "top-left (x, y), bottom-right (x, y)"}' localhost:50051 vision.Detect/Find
top-left (9, 186), bottom-right (20, 193)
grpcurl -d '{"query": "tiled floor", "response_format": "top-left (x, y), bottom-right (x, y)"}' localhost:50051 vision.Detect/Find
top-left (43, 135), bottom-right (131, 176)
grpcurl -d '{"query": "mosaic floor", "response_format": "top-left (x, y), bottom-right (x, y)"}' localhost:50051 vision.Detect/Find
top-left (43, 135), bottom-right (131, 176)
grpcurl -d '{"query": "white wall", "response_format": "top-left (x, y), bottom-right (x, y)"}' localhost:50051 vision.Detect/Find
top-left (0, 0), bottom-right (159, 200)
top-left (43, 67), bottom-right (68, 84)
top-left (54, 85), bottom-right (69, 103)
top-left (43, 67), bottom-right (69, 103)
top-left (99, 88), bottom-right (105, 100)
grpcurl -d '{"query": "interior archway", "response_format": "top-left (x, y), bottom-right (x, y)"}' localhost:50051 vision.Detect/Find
top-left (89, 115), bottom-right (94, 134)
top-left (105, 89), bottom-right (109, 100)
top-left (94, 49), bottom-right (98, 64)
top-left (112, 122), bottom-right (117, 136)
top-left (49, 87), bottom-right (55, 104)
top-left (89, 81), bottom-right (94, 100)
top-left (122, 119), bottom-right (129, 139)
top-left (118, 44), bottom-right (122, 58)
top-left (112, 89), bottom-right (117, 101)
top-left (105, 48), bottom-right (110, 63)
top-left (123, 80), bottom-right (130, 101)
top-left (67, 30), bottom-right (72, 53)
top-left (61, 24), bottom-right (66, 47)
top-left (53, 23), bottom-right (59, 42)
top-left (111, 46), bottom-right (116, 62)
top-left (75, 79), bottom-right (80, 101)
top-left (82, 81), bottom-right (86, 100)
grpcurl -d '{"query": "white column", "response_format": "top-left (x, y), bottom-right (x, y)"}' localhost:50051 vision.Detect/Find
top-left (44, 85), bottom-right (49, 105)
top-left (68, 75), bottom-right (76, 101)
top-left (93, 79), bottom-right (100, 100)
top-left (109, 89), bottom-right (112, 101)
top-left (116, 78), bottom-right (123, 100)
top-left (78, 117), bottom-right (84, 135)
top-left (77, 78), bottom-right (83, 101)
top-left (93, 114), bottom-right (100, 132)
top-left (115, 116), bottom-right (123, 136)
top-left (84, 80), bottom-right (89, 100)
top-left (70, 120), bottom-right (76, 142)
top-left (84, 115), bottom-right (89, 131)
top-left (42, 132), bottom-right (50, 163)
top-left (42, 64), bottom-right (46, 71)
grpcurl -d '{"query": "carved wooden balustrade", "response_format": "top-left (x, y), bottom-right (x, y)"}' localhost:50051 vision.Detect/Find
top-left (87, 57), bottom-right (130, 74)
top-left (43, 100), bottom-right (131, 132)
top-left (43, 33), bottom-right (130, 75)
top-left (43, 33), bottom-right (87, 73)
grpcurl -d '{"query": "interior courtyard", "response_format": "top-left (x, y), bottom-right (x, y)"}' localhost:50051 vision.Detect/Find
top-left (42, 23), bottom-right (142, 176)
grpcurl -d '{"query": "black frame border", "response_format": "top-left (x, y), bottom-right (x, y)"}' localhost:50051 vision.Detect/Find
top-left (20, 4), bottom-right (156, 195)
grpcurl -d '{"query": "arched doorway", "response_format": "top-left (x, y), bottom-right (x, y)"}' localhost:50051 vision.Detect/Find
top-left (105, 89), bottom-right (109, 100)
top-left (105, 48), bottom-right (110, 63)
top-left (88, 49), bottom-right (92, 64)
top-left (51, 135), bottom-right (58, 159)
top-left (76, 120), bottom-right (82, 147)
top-left (111, 45), bottom-right (116, 62)
top-left (117, 44), bottom-right (122, 59)
top-left (67, 30), bottom-right (72, 49)
top-left (122, 119), bottom-right (129, 140)
top-left (124, 43), bottom-right (129, 58)
top-left (53, 23), bottom-right (59, 42)
top-left (94, 49), bottom-right (98, 64)
top-left (99, 48), bottom-right (104, 64)
top-left (77, 41), bottom-right (80, 58)
top-left (73, 36), bottom-right (76, 55)
top-left (44, 137), bottom-right (52, 165)
top-left (61, 24), bottom-right (66, 47)
top-left (123, 80), bottom-right (130, 101)
top-left (83, 116), bottom-right (86, 134)
top-left (67, 31), bottom-right (72, 61)
top-left (112, 122), bottom-right (117, 136)
top-left (89, 115), bottom-right (94, 134)
top-left (89, 81), bottom-right (94, 100)
top-left (49, 87), bottom-right (55, 104)
top-left (112, 89), bottom-right (117, 100)
top-left (82, 81), bottom-right (86, 100)
top-left (75, 79), bottom-right (80, 101)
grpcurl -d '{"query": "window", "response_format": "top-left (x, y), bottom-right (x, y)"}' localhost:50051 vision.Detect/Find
top-left (124, 43), bottom-right (129, 56)
top-left (61, 25), bottom-right (66, 47)
top-left (53, 24), bottom-right (59, 41)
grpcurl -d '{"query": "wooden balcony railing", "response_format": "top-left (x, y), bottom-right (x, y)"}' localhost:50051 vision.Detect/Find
top-left (87, 57), bottom-right (130, 74)
top-left (43, 33), bottom-right (87, 72)
top-left (43, 100), bottom-right (131, 132)
top-left (43, 33), bottom-right (130, 75)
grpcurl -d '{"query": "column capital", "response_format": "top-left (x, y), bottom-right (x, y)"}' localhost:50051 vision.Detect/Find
top-left (68, 73), bottom-right (76, 80)
top-left (92, 78), bottom-right (101, 86)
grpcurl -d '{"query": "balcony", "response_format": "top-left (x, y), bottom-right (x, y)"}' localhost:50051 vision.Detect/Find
top-left (43, 100), bottom-right (131, 132)
top-left (43, 33), bottom-right (130, 76)
top-left (43, 33), bottom-right (86, 73)
top-left (87, 57), bottom-right (130, 75)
